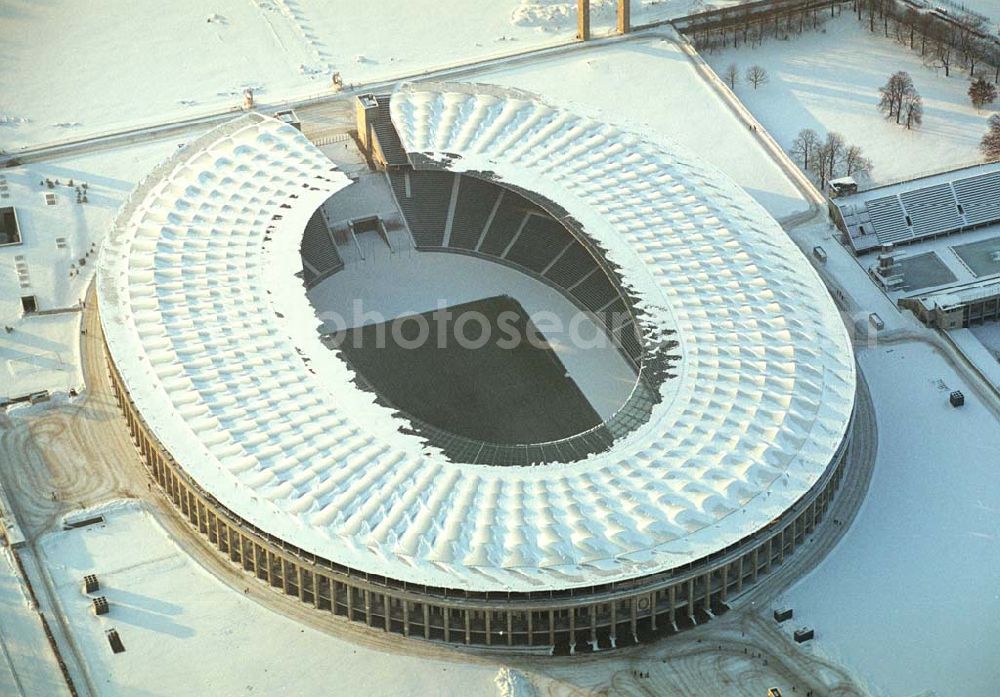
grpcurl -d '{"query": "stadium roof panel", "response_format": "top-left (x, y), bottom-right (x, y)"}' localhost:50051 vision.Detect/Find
top-left (97, 85), bottom-right (855, 593)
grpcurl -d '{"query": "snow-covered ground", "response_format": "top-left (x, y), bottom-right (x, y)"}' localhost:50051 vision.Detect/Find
top-left (39, 501), bottom-right (509, 697)
top-left (473, 36), bottom-right (811, 219)
top-left (781, 340), bottom-right (1000, 697)
top-left (704, 14), bottom-right (996, 185)
top-left (0, 545), bottom-right (70, 696)
top-left (949, 0), bottom-right (999, 26)
top-left (0, 140), bottom-right (176, 401)
top-left (0, 0), bottom-right (740, 152)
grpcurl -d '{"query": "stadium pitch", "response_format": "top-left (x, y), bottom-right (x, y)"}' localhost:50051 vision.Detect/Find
top-left (336, 295), bottom-right (603, 446)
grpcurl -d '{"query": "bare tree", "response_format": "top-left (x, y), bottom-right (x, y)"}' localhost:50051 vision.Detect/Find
top-left (901, 8), bottom-right (920, 50)
top-left (844, 144), bottom-right (873, 176)
top-left (745, 64), bottom-right (769, 89)
top-left (903, 92), bottom-right (924, 129)
top-left (811, 143), bottom-right (834, 190)
top-left (982, 114), bottom-right (1000, 161)
top-left (809, 131), bottom-right (846, 189)
top-left (878, 71), bottom-right (915, 124)
top-left (933, 28), bottom-right (955, 77)
top-left (824, 131), bottom-right (846, 179)
top-left (790, 128), bottom-right (821, 170)
top-left (969, 78), bottom-right (998, 109)
top-left (724, 63), bottom-right (740, 90)
top-left (955, 14), bottom-right (987, 77)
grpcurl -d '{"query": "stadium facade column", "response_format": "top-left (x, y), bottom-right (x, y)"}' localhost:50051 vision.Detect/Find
top-left (569, 610), bottom-right (577, 652)
top-left (617, 0), bottom-right (631, 34)
top-left (590, 606), bottom-right (598, 648)
top-left (629, 597), bottom-right (638, 639)
top-left (577, 0), bottom-right (591, 40)
top-left (686, 579), bottom-right (695, 620)
top-left (594, 600), bottom-right (618, 646)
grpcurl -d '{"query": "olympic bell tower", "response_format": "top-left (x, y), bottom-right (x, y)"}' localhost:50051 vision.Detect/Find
top-left (577, 0), bottom-right (630, 41)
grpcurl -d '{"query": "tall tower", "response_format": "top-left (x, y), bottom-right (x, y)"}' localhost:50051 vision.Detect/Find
top-left (578, 0), bottom-right (630, 40)
top-left (577, 0), bottom-right (591, 41)
top-left (617, 0), bottom-right (631, 34)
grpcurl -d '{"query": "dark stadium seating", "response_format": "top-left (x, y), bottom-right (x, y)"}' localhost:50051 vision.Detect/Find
top-left (449, 175), bottom-right (500, 250)
top-left (300, 210), bottom-right (343, 285)
top-left (570, 268), bottom-right (619, 315)
top-left (389, 170), bottom-right (455, 247)
top-left (387, 167), bottom-right (644, 369)
top-left (505, 215), bottom-right (570, 273)
top-left (479, 194), bottom-right (534, 256)
top-left (371, 95), bottom-right (408, 167)
top-left (544, 243), bottom-right (596, 289)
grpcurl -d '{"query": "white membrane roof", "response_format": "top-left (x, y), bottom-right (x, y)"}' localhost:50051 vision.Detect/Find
top-left (98, 87), bottom-right (855, 593)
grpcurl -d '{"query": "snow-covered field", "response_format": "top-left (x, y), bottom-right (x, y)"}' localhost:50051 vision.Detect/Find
top-left (0, 140), bottom-right (175, 401)
top-left (0, 0), bottom-right (738, 151)
top-left (0, 545), bottom-right (69, 696)
top-left (951, 0), bottom-right (999, 26)
top-left (39, 501), bottom-right (507, 697)
top-left (705, 14), bottom-right (995, 184)
top-left (781, 341), bottom-right (1000, 697)
top-left (474, 36), bottom-right (811, 219)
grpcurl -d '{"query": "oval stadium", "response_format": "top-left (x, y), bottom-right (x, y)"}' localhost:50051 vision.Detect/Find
top-left (96, 82), bottom-right (857, 653)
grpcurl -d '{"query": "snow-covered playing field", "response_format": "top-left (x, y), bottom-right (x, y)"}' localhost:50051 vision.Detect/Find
top-left (310, 251), bottom-right (636, 419)
top-left (781, 340), bottom-right (1000, 697)
top-left (0, 0), bottom-right (740, 152)
top-left (705, 13), bottom-right (996, 184)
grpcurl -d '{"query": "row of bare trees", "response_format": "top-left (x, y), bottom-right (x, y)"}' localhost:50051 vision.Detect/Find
top-left (790, 128), bottom-right (873, 189)
top-left (723, 63), bottom-right (770, 90)
top-left (689, 2), bottom-right (843, 54)
top-left (691, 1), bottom-right (999, 85)
top-left (857, 0), bottom-right (1000, 83)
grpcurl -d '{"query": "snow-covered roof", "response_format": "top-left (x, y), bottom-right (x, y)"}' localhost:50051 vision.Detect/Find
top-left (98, 88), bottom-right (855, 594)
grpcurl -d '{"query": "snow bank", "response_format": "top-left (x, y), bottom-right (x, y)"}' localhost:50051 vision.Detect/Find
top-left (494, 666), bottom-right (538, 697)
